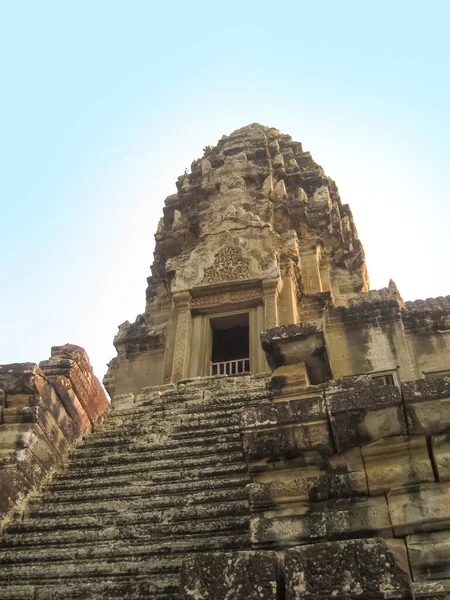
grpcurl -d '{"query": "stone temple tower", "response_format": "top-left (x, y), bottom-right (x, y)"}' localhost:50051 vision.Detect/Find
top-left (104, 123), bottom-right (372, 396)
top-left (1, 124), bottom-right (449, 599)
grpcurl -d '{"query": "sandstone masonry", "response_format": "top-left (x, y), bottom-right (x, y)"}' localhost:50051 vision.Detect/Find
top-left (0, 124), bottom-right (449, 599)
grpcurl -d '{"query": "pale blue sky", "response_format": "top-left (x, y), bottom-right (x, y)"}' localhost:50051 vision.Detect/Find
top-left (1, 1), bottom-right (449, 380)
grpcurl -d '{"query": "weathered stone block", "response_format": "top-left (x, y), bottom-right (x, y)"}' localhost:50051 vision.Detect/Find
top-left (242, 423), bottom-right (331, 463)
top-left (361, 435), bottom-right (434, 495)
top-left (39, 344), bottom-right (110, 424)
top-left (111, 392), bottom-right (135, 411)
top-left (0, 422), bottom-right (59, 480)
top-left (285, 538), bottom-right (412, 600)
top-left (307, 447), bottom-right (368, 501)
top-left (180, 551), bottom-right (281, 599)
top-left (30, 374), bottom-right (79, 445)
top-left (30, 405), bottom-right (71, 458)
top-left (325, 495), bottom-right (392, 538)
top-left (0, 422), bottom-right (32, 449)
top-left (45, 375), bottom-right (91, 438)
top-left (388, 482), bottom-right (450, 535)
top-left (241, 397), bottom-right (331, 462)
top-left (250, 508), bottom-right (326, 545)
top-left (14, 445), bottom-right (53, 488)
top-left (0, 466), bottom-right (31, 519)
top-left (241, 396), bottom-right (326, 429)
top-left (1, 405), bottom-right (39, 424)
top-left (250, 495), bottom-right (391, 545)
top-left (248, 448), bottom-right (367, 509)
top-left (402, 377), bottom-right (450, 436)
top-left (0, 363), bottom-right (41, 395)
top-left (247, 475), bottom-right (308, 508)
top-left (431, 430), bottom-right (450, 481)
top-left (0, 346), bottom-right (109, 524)
top-left (326, 382), bottom-right (406, 452)
top-left (406, 530), bottom-right (450, 581)
top-left (260, 323), bottom-right (326, 371)
top-left (411, 582), bottom-right (446, 600)
top-left (269, 363), bottom-right (310, 399)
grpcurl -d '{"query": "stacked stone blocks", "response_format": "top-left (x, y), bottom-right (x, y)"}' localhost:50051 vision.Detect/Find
top-left (0, 345), bottom-right (109, 529)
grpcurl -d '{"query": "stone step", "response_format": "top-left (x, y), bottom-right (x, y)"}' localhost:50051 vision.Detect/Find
top-left (43, 472), bottom-right (250, 500)
top-left (52, 461), bottom-right (248, 486)
top-left (65, 448), bottom-right (245, 472)
top-left (0, 372), bottom-right (258, 598)
top-left (178, 412), bottom-right (240, 427)
top-left (38, 476), bottom-right (250, 503)
top-left (137, 396), bottom-right (249, 414)
top-left (0, 573), bottom-right (180, 600)
top-left (70, 437), bottom-right (243, 461)
top-left (136, 381), bottom-right (259, 403)
top-left (5, 500), bottom-right (251, 536)
top-left (106, 396), bottom-right (247, 420)
top-left (170, 423), bottom-right (241, 439)
top-left (79, 429), bottom-right (241, 450)
top-left (0, 555), bottom-right (182, 578)
top-left (107, 407), bottom-right (241, 429)
top-left (0, 515), bottom-right (249, 554)
top-left (27, 487), bottom-right (249, 518)
top-left (0, 531), bottom-right (249, 569)
top-left (0, 585), bottom-right (36, 599)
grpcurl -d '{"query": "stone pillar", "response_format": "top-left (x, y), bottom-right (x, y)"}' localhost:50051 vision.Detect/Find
top-left (262, 278), bottom-right (281, 330)
top-left (300, 245), bottom-right (322, 294)
top-left (171, 292), bottom-right (192, 383)
top-left (251, 305), bottom-right (269, 374)
top-left (278, 264), bottom-right (299, 326)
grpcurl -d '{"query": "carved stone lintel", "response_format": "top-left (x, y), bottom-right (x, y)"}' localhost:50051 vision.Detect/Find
top-left (191, 288), bottom-right (262, 311)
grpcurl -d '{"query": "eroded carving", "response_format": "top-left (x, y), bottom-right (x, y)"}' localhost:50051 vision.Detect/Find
top-left (191, 287), bottom-right (262, 310)
top-left (201, 247), bottom-right (250, 285)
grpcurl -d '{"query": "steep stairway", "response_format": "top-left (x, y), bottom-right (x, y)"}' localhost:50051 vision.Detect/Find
top-left (0, 375), bottom-right (269, 599)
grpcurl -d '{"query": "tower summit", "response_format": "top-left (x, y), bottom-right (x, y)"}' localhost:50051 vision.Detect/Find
top-left (104, 123), bottom-right (372, 395)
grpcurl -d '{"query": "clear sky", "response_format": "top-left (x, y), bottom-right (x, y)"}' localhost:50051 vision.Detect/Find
top-left (1, 0), bottom-right (449, 382)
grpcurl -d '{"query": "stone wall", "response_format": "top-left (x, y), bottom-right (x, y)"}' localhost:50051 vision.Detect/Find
top-left (179, 373), bottom-right (450, 599)
top-left (403, 296), bottom-right (450, 376)
top-left (0, 344), bottom-right (110, 528)
top-left (182, 539), bottom-right (418, 600)
top-left (2, 123), bottom-right (447, 598)
top-left (262, 288), bottom-right (450, 392)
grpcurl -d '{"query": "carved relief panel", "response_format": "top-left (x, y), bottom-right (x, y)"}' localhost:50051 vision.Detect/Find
top-left (201, 247), bottom-right (250, 285)
top-left (169, 230), bottom-right (280, 293)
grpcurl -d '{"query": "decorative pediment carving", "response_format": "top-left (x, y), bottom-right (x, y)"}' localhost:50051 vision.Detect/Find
top-left (169, 231), bottom-right (280, 292)
top-left (201, 247), bottom-right (250, 285)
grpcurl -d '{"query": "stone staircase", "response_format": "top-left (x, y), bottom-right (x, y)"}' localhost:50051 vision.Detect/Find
top-left (0, 375), bottom-right (269, 599)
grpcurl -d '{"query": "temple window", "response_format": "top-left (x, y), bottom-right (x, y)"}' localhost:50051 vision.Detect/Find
top-left (370, 372), bottom-right (396, 386)
top-left (210, 313), bottom-right (250, 376)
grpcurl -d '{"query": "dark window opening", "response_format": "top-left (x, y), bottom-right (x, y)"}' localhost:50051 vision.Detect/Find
top-left (210, 313), bottom-right (250, 375)
top-left (371, 373), bottom-right (395, 386)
